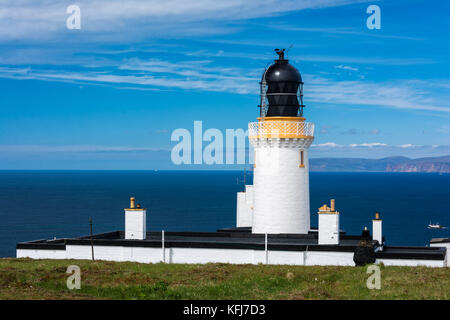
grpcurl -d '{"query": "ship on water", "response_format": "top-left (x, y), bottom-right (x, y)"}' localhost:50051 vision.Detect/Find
top-left (428, 222), bottom-right (444, 229)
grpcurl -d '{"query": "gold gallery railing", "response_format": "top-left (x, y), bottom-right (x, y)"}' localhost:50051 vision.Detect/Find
top-left (248, 121), bottom-right (314, 139)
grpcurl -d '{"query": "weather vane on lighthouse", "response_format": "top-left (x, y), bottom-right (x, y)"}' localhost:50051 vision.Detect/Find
top-left (275, 48), bottom-right (285, 60)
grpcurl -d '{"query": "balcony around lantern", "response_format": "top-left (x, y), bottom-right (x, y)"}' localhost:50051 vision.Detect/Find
top-left (248, 120), bottom-right (314, 140)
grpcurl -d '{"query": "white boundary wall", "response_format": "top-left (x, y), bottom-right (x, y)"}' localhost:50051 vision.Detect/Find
top-left (430, 242), bottom-right (449, 267)
top-left (16, 249), bottom-right (67, 260)
top-left (375, 258), bottom-right (445, 268)
top-left (16, 246), bottom-right (446, 267)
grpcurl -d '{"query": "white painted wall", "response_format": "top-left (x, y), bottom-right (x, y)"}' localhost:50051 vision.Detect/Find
top-left (430, 242), bottom-right (449, 267)
top-left (169, 248), bottom-right (255, 264)
top-left (17, 249), bottom-right (66, 259)
top-left (64, 244), bottom-right (165, 263)
top-left (236, 185), bottom-right (254, 227)
top-left (251, 138), bottom-right (313, 234)
top-left (18, 246), bottom-right (348, 265)
top-left (17, 246), bottom-right (446, 267)
top-left (125, 209), bottom-right (146, 240)
top-left (372, 219), bottom-right (382, 245)
top-left (318, 213), bottom-right (340, 245)
top-left (376, 258), bottom-right (445, 268)
top-left (304, 251), bottom-right (354, 266)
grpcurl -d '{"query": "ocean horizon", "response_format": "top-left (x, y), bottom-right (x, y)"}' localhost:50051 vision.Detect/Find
top-left (1, 170), bottom-right (449, 258)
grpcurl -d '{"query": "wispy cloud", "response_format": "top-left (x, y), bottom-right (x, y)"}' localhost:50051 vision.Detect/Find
top-left (312, 142), bottom-right (388, 148)
top-left (294, 56), bottom-right (436, 66)
top-left (267, 25), bottom-right (423, 41)
top-left (1, 64), bottom-right (449, 113)
top-left (0, 0), bottom-right (368, 41)
top-left (310, 143), bottom-right (450, 159)
top-left (0, 63), bottom-right (258, 94)
top-left (311, 142), bottom-right (446, 149)
top-left (335, 65), bottom-right (358, 72)
top-left (306, 76), bottom-right (450, 113)
top-left (313, 142), bottom-right (341, 148)
top-left (349, 143), bottom-right (387, 147)
top-left (0, 145), bottom-right (170, 153)
top-left (118, 58), bottom-right (255, 82)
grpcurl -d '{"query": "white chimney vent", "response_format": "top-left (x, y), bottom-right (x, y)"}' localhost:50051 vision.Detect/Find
top-left (124, 197), bottom-right (146, 240)
top-left (372, 212), bottom-right (383, 247)
top-left (318, 199), bottom-right (340, 245)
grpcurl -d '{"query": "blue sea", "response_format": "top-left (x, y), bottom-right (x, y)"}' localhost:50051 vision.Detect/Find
top-left (0, 171), bottom-right (449, 258)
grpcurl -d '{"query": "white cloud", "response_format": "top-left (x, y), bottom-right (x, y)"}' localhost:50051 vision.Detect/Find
top-left (294, 56), bottom-right (436, 66)
top-left (1, 61), bottom-right (449, 114)
top-left (309, 143), bottom-right (450, 158)
top-left (306, 76), bottom-right (450, 113)
top-left (0, 145), bottom-right (169, 152)
top-left (312, 142), bottom-right (388, 148)
top-left (267, 25), bottom-right (423, 41)
top-left (313, 142), bottom-right (419, 148)
top-left (1, 63), bottom-right (450, 113)
top-left (335, 65), bottom-right (359, 72)
top-left (0, 64), bottom-right (258, 94)
top-left (312, 142), bottom-right (342, 148)
top-left (0, 0), bottom-right (368, 41)
top-left (349, 143), bottom-right (387, 147)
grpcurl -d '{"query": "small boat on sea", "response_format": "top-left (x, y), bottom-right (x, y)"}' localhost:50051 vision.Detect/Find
top-left (428, 222), bottom-right (443, 229)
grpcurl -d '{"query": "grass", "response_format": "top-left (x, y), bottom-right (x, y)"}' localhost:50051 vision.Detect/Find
top-left (0, 258), bottom-right (448, 300)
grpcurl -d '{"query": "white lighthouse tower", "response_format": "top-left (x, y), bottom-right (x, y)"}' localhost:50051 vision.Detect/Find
top-left (237, 49), bottom-right (314, 234)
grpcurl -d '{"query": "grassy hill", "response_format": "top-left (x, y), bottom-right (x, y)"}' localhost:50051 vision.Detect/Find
top-left (0, 258), bottom-right (448, 300)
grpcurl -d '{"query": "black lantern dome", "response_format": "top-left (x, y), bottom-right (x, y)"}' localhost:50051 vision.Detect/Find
top-left (260, 49), bottom-right (304, 117)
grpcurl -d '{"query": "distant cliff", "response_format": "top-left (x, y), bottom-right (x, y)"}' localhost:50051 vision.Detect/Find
top-left (309, 155), bottom-right (450, 173)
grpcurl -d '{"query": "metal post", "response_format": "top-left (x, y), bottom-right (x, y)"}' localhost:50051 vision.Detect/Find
top-left (89, 217), bottom-right (94, 261)
top-left (265, 233), bottom-right (268, 265)
top-left (162, 230), bottom-right (165, 263)
top-left (304, 245), bottom-right (308, 266)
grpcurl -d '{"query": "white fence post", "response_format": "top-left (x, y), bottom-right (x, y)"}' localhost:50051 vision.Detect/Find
top-left (162, 230), bottom-right (165, 263)
top-left (265, 233), bottom-right (268, 265)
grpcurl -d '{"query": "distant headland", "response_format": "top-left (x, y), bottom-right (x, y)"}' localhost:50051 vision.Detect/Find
top-left (309, 155), bottom-right (450, 173)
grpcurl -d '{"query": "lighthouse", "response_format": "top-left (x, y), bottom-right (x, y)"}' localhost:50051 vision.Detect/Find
top-left (237, 49), bottom-right (315, 234)
top-left (17, 49), bottom-right (448, 268)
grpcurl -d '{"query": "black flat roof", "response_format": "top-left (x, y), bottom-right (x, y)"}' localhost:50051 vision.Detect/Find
top-left (16, 228), bottom-right (446, 261)
top-left (375, 246), bottom-right (446, 260)
top-left (430, 238), bottom-right (450, 244)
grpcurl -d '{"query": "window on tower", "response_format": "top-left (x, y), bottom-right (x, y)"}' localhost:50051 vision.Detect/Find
top-left (299, 150), bottom-right (305, 168)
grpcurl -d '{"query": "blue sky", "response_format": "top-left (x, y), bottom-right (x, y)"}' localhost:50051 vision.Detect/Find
top-left (0, 0), bottom-right (449, 169)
